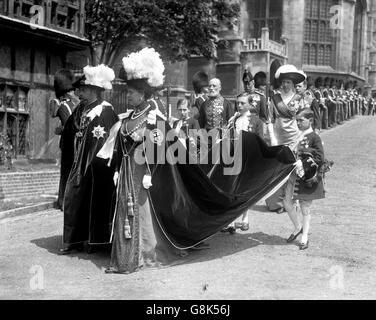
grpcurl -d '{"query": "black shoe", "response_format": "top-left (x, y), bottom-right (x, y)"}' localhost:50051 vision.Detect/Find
top-left (286, 228), bottom-right (303, 243)
top-left (299, 241), bottom-right (309, 250)
top-left (59, 243), bottom-right (83, 255)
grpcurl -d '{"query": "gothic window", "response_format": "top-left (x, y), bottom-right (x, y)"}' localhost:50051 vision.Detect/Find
top-left (0, 84), bottom-right (30, 157)
top-left (303, 0), bottom-right (337, 66)
top-left (249, 0), bottom-right (282, 42)
top-left (352, 1), bottom-right (364, 73)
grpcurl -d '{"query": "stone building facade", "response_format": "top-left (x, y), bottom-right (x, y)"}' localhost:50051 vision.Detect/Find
top-left (167, 0), bottom-right (376, 98)
top-left (0, 0), bottom-right (89, 161)
top-left (2, 0), bottom-right (375, 163)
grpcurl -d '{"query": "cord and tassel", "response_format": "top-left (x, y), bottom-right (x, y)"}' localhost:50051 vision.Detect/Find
top-left (122, 154), bottom-right (135, 239)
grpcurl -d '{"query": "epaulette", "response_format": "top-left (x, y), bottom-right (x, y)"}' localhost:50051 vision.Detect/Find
top-left (254, 89), bottom-right (265, 97)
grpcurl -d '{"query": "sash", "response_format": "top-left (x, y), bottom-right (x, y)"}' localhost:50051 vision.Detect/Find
top-left (271, 93), bottom-right (300, 119)
top-left (97, 111), bottom-right (132, 166)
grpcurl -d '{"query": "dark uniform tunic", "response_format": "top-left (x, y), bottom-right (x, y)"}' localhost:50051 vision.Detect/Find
top-left (248, 88), bottom-right (269, 123)
top-left (294, 131), bottom-right (325, 201)
top-left (56, 95), bottom-right (78, 209)
top-left (198, 96), bottom-right (234, 131)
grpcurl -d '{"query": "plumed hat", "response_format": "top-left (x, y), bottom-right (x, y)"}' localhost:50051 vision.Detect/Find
top-left (192, 71), bottom-right (209, 93)
top-left (72, 64), bottom-right (115, 90)
top-left (242, 69), bottom-right (253, 83)
top-left (254, 71), bottom-right (267, 88)
top-left (54, 69), bottom-right (74, 98)
top-left (120, 47), bottom-right (165, 89)
top-left (275, 64), bottom-right (306, 85)
top-left (324, 77), bottom-right (331, 86)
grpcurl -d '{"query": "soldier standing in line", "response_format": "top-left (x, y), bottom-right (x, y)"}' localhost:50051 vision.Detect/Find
top-left (322, 77), bottom-right (336, 127)
top-left (313, 77), bottom-right (328, 130)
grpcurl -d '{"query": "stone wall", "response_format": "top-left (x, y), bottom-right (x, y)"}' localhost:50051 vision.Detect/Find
top-left (282, 0), bottom-right (305, 68)
top-left (0, 170), bottom-right (59, 201)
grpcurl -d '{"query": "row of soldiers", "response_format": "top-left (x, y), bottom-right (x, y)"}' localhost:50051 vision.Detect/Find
top-left (189, 70), bottom-right (376, 137)
top-left (302, 76), bottom-right (376, 131)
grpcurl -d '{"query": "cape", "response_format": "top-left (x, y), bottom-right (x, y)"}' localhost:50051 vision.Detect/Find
top-left (99, 117), bottom-right (296, 249)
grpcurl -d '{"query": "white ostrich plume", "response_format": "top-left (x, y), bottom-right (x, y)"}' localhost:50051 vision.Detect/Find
top-left (122, 47), bottom-right (165, 87)
top-left (83, 64), bottom-right (115, 90)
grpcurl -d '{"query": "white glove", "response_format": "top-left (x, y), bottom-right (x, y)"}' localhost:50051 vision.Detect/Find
top-left (142, 174), bottom-right (153, 189)
top-left (296, 159), bottom-right (304, 178)
top-left (113, 171), bottom-right (119, 186)
top-left (270, 136), bottom-right (278, 146)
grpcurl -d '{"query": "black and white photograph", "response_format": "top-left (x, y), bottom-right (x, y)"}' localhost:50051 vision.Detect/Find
top-left (0, 0), bottom-right (375, 304)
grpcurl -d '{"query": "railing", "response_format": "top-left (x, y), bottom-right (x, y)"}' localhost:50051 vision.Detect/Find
top-left (242, 27), bottom-right (287, 57)
top-left (242, 38), bottom-right (262, 51)
top-left (0, 0), bottom-right (85, 38)
top-left (268, 39), bottom-right (287, 57)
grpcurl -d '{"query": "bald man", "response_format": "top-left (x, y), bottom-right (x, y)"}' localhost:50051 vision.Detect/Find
top-left (198, 78), bottom-right (234, 131)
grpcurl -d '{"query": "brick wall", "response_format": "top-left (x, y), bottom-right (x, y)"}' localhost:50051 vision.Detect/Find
top-left (0, 170), bottom-right (59, 201)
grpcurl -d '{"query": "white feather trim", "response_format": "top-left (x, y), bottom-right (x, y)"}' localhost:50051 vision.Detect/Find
top-left (122, 47), bottom-right (165, 87)
top-left (83, 64), bottom-right (115, 90)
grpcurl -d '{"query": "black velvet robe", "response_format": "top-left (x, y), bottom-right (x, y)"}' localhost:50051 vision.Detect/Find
top-left (145, 120), bottom-right (296, 248)
top-left (62, 99), bottom-right (118, 245)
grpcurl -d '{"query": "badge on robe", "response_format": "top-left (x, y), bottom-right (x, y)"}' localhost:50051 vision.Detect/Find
top-left (92, 125), bottom-right (106, 139)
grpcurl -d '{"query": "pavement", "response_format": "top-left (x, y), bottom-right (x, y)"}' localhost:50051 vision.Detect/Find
top-left (1, 115), bottom-right (375, 300)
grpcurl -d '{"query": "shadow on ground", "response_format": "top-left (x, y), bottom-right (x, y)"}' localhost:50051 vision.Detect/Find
top-left (30, 235), bottom-right (110, 270)
top-left (165, 231), bottom-right (290, 269)
top-left (30, 231), bottom-right (289, 272)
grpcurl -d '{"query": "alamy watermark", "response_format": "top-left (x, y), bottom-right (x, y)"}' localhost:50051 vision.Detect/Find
top-left (132, 121), bottom-right (243, 176)
top-left (329, 265), bottom-right (345, 290)
top-left (29, 5), bottom-right (45, 30)
top-left (29, 265), bottom-right (44, 290)
top-left (329, 5), bottom-right (344, 30)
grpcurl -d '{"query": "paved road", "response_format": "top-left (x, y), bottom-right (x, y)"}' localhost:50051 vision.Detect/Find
top-left (1, 116), bottom-right (376, 300)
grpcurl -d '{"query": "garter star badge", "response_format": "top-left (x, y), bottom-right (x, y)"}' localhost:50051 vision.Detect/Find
top-left (92, 125), bottom-right (106, 139)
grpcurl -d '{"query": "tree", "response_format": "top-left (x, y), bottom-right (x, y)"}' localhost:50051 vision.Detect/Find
top-left (85, 0), bottom-right (240, 66)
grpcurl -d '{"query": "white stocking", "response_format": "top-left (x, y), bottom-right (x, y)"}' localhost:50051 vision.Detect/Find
top-left (300, 200), bottom-right (312, 244)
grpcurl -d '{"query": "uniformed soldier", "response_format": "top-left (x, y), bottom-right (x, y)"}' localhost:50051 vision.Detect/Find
top-left (296, 76), bottom-right (321, 132)
top-left (322, 77), bottom-right (337, 127)
top-left (50, 69), bottom-right (80, 209)
top-left (242, 70), bottom-right (269, 123)
top-left (313, 77), bottom-right (328, 130)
